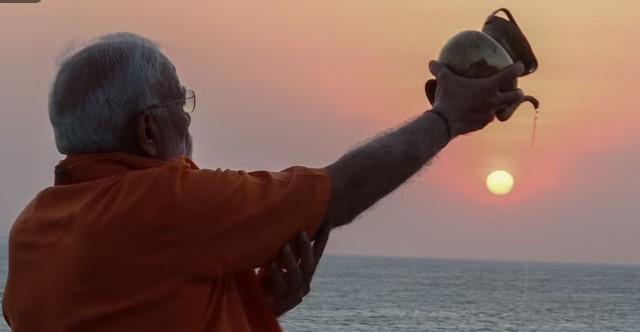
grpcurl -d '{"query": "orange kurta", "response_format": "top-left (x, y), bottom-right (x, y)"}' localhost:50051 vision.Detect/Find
top-left (3, 153), bottom-right (331, 332)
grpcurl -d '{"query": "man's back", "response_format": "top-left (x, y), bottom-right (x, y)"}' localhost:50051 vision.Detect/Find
top-left (3, 153), bottom-right (331, 331)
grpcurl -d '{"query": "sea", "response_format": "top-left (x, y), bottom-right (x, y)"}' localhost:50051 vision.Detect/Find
top-left (280, 256), bottom-right (640, 332)
top-left (0, 248), bottom-right (638, 331)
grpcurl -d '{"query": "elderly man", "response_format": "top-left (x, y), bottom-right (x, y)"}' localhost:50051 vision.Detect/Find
top-left (3, 33), bottom-right (527, 331)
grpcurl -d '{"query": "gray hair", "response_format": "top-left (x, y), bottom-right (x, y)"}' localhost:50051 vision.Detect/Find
top-left (49, 32), bottom-right (176, 154)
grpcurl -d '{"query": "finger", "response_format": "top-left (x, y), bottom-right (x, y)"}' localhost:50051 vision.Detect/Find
top-left (312, 225), bottom-right (331, 269)
top-left (268, 260), bottom-right (287, 298)
top-left (276, 300), bottom-right (296, 317)
top-left (280, 293), bottom-right (303, 315)
top-left (297, 232), bottom-right (314, 289)
top-left (492, 62), bottom-right (525, 87)
top-left (496, 103), bottom-right (519, 122)
top-left (496, 95), bottom-right (539, 122)
top-left (281, 245), bottom-right (304, 298)
top-left (428, 60), bottom-right (450, 78)
top-left (495, 88), bottom-right (524, 106)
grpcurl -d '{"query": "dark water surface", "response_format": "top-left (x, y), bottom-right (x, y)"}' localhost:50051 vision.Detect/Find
top-left (281, 255), bottom-right (640, 331)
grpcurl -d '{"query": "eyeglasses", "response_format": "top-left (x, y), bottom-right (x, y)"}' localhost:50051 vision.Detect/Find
top-left (144, 88), bottom-right (196, 114)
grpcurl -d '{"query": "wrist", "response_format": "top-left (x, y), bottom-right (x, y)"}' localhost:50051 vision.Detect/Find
top-left (431, 106), bottom-right (462, 137)
top-left (431, 109), bottom-right (452, 141)
top-left (422, 109), bottom-right (453, 148)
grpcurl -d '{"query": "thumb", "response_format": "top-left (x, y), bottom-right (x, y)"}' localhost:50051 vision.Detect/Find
top-left (428, 60), bottom-right (450, 78)
top-left (425, 79), bottom-right (437, 105)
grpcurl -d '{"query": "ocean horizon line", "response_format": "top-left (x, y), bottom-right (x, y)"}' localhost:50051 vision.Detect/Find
top-left (324, 253), bottom-right (640, 268)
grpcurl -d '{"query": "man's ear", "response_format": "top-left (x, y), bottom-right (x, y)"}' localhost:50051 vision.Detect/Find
top-left (137, 111), bottom-right (161, 158)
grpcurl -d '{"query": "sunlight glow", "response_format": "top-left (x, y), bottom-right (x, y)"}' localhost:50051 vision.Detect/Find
top-left (486, 170), bottom-right (514, 196)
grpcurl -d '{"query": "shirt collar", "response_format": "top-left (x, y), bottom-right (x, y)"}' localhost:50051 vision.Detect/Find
top-left (54, 152), bottom-right (194, 185)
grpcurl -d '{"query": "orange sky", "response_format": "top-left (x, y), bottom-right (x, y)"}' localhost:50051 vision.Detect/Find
top-left (1, 0), bottom-right (639, 265)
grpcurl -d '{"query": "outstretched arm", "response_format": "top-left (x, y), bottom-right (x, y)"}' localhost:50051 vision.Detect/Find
top-left (323, 61), bottom-right (527, 228)
top-left (324, 111), bottom-right (448, 228)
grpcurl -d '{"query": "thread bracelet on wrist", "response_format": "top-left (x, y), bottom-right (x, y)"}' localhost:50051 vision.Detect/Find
top-left (431, 109), bottom-right (452, 144)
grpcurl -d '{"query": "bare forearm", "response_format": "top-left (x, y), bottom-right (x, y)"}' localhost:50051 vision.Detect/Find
top-left (319, 61), bottom-right (527, 228)
top-left (324, 110), bottom-right (450, 228)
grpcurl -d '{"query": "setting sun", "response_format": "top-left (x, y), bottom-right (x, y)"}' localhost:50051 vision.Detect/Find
top-left (486, 170), bottom-right (514, 196)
